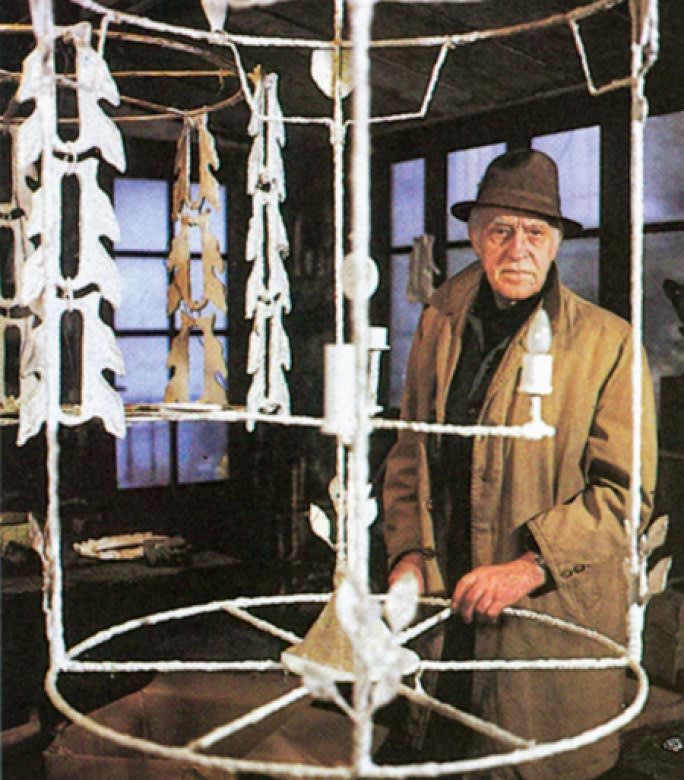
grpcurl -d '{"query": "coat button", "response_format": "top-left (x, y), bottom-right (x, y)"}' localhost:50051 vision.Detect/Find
top-left (560, 569), bottom-right (573, 578)
top-left (574, 563), bottom-right (586, 573)
top-left (426, 499), bottom-right (433, 510)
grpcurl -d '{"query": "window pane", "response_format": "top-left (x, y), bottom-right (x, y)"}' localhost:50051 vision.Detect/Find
top-left (555, 238), bottom-right (599, 303)
top-left (644, 111), bottom-right (684, 223)
top-left (446, 247), bottom-right (478, 278)
top-left (183, 183), bottom-right (228, 254)
top-left (447, 143), bottom-right (506, 242)
top-left (390, 252), bottom-right (422, 407)
top-left (114, 179), bottom-right (169, 252)
top-left (178, 422), bottom-right (229, 484)
top-left (118, 336), bottom-right (168, 403)
top-left (116, 422), bottom-right (171, 488)
top-left (643, 232), bottom-right (684, 414)
top-left (391, 159), bottom-right (424, 247)
top-left (532, 127), bottom-right (599, 229)
top-left (116, 256), bottom-right (169, 330)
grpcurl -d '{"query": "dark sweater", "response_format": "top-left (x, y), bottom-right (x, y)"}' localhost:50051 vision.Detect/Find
top-left (441, 276), bottom-right (544, 589)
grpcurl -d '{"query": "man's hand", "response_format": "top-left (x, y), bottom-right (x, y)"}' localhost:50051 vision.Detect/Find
top-left (451, 552), bottom-right (545, 623)
top-left (388, 551), bottom-right (426, 595)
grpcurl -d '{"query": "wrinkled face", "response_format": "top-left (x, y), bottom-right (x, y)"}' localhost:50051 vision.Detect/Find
top-left (469, 208), bottom-right (561, 305)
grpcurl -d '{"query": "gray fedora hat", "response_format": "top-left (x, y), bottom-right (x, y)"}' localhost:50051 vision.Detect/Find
top-left (450, 149), bottom-right (583, 237)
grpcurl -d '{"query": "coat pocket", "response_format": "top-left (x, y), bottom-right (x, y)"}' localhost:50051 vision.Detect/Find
top-left (563, 557), bottom-right (629, 641)
top-left (568, 563), bottom-right (601, 611)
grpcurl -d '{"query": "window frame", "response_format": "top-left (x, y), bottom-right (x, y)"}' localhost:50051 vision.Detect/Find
top-left (113, 175), bottom-right (230, 489)
top-left (374, 92), bottom-right (684, 414)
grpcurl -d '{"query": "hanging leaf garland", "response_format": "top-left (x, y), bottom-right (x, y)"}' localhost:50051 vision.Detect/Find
top-left (244, 69), bottom-right (291, 429)
top-left (199, 314), bottom-right (227, 404)
top-left (14, 21), bottom-right (126, 443)
top-left (164, 311), bottom-right (193, 403)
top-left (165, 115), bottom-right (228, 403)
top-left (0, 130), bottom-right (33, 410)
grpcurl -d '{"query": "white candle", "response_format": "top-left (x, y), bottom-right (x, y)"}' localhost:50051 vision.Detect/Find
top-left (322, 344), bottom-right (356, 442)
top-left (518, 309), bottom-right (553, 396)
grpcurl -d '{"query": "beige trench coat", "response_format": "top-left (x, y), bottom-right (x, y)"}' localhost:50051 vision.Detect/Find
top-left (383, 262), bottom-right (658, 780)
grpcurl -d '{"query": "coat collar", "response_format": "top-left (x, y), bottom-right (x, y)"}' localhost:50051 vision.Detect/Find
top-left (431, 261), bottom-right (565, 424)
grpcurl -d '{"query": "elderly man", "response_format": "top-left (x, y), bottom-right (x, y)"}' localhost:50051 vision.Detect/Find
top-left (382, 149), bottom-right (657, 778)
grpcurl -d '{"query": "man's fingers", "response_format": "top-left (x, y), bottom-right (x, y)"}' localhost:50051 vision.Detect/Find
top-left (451, 571), bottom-right (477, 606)
top-left (483, 599), bottom-right (503, 620)
top-left (453, 557), bottom-right (543, 623)
top-left (453, 576), bottom-right (505, 622)
top-left (452, 579), bottom-right (486, 623)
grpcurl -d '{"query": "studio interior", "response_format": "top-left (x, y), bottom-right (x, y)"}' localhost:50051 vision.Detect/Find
top-left (1, 1), bottom-right (683, 779)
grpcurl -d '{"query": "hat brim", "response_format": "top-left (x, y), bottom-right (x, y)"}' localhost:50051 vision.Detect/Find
top-left (450, 200), bottom-right (583, 238)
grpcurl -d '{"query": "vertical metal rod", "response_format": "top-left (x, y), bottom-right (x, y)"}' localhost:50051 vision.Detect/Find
top-left (626, 0), bottom-right (655, 663)
top-left (332, 0), bottom-right (348, 575)
top-left (30, 0), bottom-right (67, 668)
top-left (348, 0), bottom-right (375, 772)
top-left (347, 0), bottom-right (373, 592)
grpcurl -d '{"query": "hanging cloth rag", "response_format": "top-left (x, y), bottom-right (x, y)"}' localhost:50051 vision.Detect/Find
top-left (406, 234), bottom-right (439, 304)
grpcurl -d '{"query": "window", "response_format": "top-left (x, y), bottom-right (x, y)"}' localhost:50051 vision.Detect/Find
top-left (391, 158), bottom-right (425, 247)
top-left (389, 144), bottom-right (506, 406)
top-left (389, 251), bottom-right (422, 407)
top-left (642, 110), bottom-right (684, 418)
top-left (446, 142), bottom-right (507, 283)
top-left (388, 132), bottom-right (604, 407)
top-left (532, 126), bottom-right (600, 303)
top-left (532, 126), bottom-right (600, 230)
top-left (389, 158), bottom-right (425, 406)
top-left (113, 178), bottom-right (229, 488)
top-left (447, 143), bottom-right (506, 242)
top-left (385, 112), bottom-right (683, 417)
top-left (644, 111), bottom-right (684, 223)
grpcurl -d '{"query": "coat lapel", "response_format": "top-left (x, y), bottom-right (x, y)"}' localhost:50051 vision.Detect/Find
top-left (432, 263), bottom-right (481, 423)
top-left (480, 263), bottom-right (564, 414)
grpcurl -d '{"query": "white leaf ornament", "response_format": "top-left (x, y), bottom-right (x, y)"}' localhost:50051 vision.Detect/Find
top-left (310, 49), bottom-right (355, 99)
top-left (640, 514), bottom-right (669, 558)
top-left (244, 70), bottom-right (291, 425)
top-left (300, 660), bottom-right (339, 702)
top-left (384, 573), bottom-right (419, 633)
top-left (647, 556), bottom-right (672, 601)
top-left (201, 0), bottom-right (229, 32)
top-left (328, 476), bottom-right (342, 515)
top-left (335, 576), bottom-right (364, 638)
top-left (341, 252), bottom-right (379, 301)
top-left (371, 674), bottom-right (399, 711)
top-left (309, 504), bottom-right (333, 548)
top-left (364, 496), bottom-right (378, 527)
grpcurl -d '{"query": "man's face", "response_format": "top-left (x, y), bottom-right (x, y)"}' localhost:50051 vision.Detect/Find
top-left (469, 208), bottom-right (561, 304)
